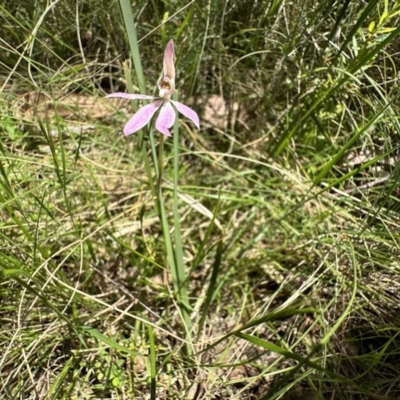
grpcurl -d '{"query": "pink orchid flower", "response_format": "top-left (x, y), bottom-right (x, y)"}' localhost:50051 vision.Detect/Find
top-left (106, 39), bottom-right (199, 137)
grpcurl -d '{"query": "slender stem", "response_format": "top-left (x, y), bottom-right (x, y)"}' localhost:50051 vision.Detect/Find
top-left (172, 92), bottom-right (192, 345)
top-left (141, 144), bottom-right (159, 214)
top-left (156, 134), bottom-right (165, 192)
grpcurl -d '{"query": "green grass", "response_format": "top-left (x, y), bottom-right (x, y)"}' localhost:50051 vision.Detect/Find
top-left (2, 0), bottom-right (400, 399)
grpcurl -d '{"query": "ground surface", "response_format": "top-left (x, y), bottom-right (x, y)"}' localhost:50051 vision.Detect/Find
top-left (1, 1), bottom-right (400, 399)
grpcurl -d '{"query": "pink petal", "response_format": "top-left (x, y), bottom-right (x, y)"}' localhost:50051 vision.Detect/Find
top-left (155, 101), bottom-right (176, 136)
top-left (163, 40), bottom-right (175, 81)
top-left (171, 100), bottom-right (200, 129)
top-left (124, 101), bottom-right (162, 136)
top-left (106, 92), bottom-right (156, 100)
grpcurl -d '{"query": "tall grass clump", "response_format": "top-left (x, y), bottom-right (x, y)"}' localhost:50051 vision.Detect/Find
top-left (1, 0), bottom-right (400, 399)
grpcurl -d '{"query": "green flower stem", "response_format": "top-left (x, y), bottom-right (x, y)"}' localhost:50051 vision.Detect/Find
top-left (172, 92), bottom-right (192, 349)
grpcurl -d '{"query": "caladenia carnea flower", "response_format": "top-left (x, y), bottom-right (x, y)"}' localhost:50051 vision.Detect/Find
top-left (106, 39), bottom-right (199, 137)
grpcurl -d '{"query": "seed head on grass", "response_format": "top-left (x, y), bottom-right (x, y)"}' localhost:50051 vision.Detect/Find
top-left (106, 39), bottom-right (200, 137)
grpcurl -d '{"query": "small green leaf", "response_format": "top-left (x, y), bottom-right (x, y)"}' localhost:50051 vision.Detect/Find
top-left (368, 21), bottom-right (375, 33)
top-left (81, 326), bottom-right (142, 357)
top-left (112, 376), bottom-right (121, 387)
top-left (379, 11), bottom-right (388, 25)
top-left (235, 332), bottom-right (325, 372)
